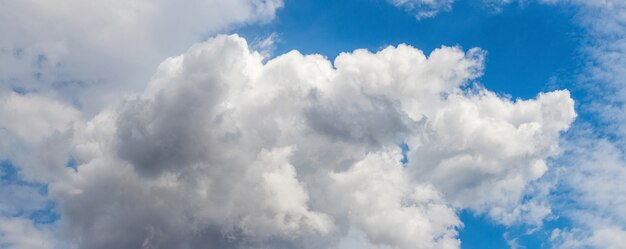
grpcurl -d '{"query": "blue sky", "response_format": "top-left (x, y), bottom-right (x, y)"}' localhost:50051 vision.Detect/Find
top-left (1, 0), bottom-right (626, 248)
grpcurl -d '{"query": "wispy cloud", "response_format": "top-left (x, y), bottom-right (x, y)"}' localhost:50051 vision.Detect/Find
top-left (529, 0), bottom-right (626, 248)
top-left (388, 0), bottom-right (454, 19)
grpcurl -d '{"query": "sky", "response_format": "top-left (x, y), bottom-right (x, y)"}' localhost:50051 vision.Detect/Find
top-left (0, 0), bottom-right (625, 249)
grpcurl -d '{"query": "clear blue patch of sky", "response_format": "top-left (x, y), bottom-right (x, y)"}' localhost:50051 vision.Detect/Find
top-left (66, 156), bottom-right (78, 172)
top-left (399, 143), bottom-right (409, 165)
top-left (459, 210), bottom-right (573, 249)
top-left (0, 160), bottom-right (18, 181)
top-left (458, 210), bottom-right (509, 249)
top-left (28, 201), bottom-right (60, 224)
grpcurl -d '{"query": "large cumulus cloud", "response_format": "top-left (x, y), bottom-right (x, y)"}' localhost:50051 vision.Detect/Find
top-left (12, 34), bottom-right (574, 248)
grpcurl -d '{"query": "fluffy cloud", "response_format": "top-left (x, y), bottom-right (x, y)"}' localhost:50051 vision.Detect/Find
top-left (0, 92), bottom-right (81, 184)
top-left (0, 92), bottom-right (79, 144)
top-left (329, 151), bottom-right (460, 249)
top-left (0, 0), bottom-right (283, 113)
top-left (407, 89), bottom-right (574, 222)
top-left (0, 2), bottom-right (282, 245)
top-left (15, 34), bottom-right (574, 248)
top-left (0, 217), bottom-right (56, 249)
top-left (418, 1), bottom-right (626, 246)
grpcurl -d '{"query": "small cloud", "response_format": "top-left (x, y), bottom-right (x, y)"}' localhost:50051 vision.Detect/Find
top-left (251, 32), bottom-right (280, 60)
top-left (388, 0), bottom-right (454, 20)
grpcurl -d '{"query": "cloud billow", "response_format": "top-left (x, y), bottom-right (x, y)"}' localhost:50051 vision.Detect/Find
top-left (20, 34), bottom-right (575, 249)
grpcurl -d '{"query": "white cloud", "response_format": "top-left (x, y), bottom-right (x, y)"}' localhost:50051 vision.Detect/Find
top-left (0, 217), bottom-right (56, 249)
top-left (22, 34), bottom-right (573, 248)
top-left (422, 1), bottom-right (626, 246)
top-left (0, 92), bottom-right (81, 183)
top-left (551, 226), bottom-right (626, 249)
top-left (0, 92), bottom-right (80, 144)
top-left (0, 2), bottom-right (283, 247)
top-left (329, 150), bottom-right (460, 249)
top-left (551, 134), bottom-right (626, 248)
top-left (590, 227), bottom-right (626, 249)
top-left (388, 0), bottom-right (454, 19)
top-left (534, 1), bottom-right (626, 248)
top-left (0, 0), bottom-right (283, 114)
top-left (407, 90), bottom-right (574, 219)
